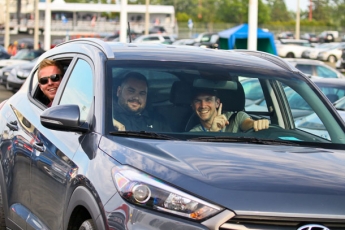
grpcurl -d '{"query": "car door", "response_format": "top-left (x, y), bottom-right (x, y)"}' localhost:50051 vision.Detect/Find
top-left (0, 104), bottom-right (32, 229)
top-left (28, 56), bottom-right (94, 229)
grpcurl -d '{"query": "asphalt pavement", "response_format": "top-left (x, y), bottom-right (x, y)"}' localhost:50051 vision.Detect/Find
top-left (0, 85), bottom-right (14, 103)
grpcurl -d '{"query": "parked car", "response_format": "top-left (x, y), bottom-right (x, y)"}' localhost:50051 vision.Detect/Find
top-left (336, 48), bottom-right (345, 70)
top-left (245, 77), bottom-right (345, 121)
top-left (6, 57), bottom-right (38, 92)
top-left (285, 58), bottom-right (345, 78)
top-left (277, 31), bottom-right (294, 40)
top-left (302, 42), bottom-right (342, 60)
top-left (300, 32), bottom-right (318, 43)
top-left (0, 39), bottom-right (345, 230)
top-left (276, 39), bottom-right (314, 58)
top-left (318, 31), bottom-right (338, 43)
top-left (193, 32), bottom-right (219, 49)
top-left (148, 25), bottom-right (166, 34)
top-left (0, 45), bottom-right (11, 60)
top-left (0, 48), bottom-right (45, 69)
top-left (172, 38), bottom-right (195, 46)
top-left (317, 42), bottom-right (345, 63)
top-left (133, 33), bottom-right (175, 44)
top-left (334, 95), bottom-right (345, 110)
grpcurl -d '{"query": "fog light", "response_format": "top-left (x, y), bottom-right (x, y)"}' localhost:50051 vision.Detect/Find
top-left (132, 184), bottom-right (151, 203)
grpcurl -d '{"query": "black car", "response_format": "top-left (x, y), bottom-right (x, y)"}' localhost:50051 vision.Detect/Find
top-left (0, 39), bottom-right (345, 230)
top-left (0, 45), bottom-right (10, 60)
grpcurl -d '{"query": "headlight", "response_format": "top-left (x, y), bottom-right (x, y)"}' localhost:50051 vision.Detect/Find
top-left (112, 166), bottom-right (223, 220)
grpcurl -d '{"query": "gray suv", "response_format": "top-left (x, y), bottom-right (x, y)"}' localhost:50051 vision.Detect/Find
top-left (0, 39), bottom-right (344, 229)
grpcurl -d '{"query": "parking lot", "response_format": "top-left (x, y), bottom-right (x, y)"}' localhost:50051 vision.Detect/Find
top-left (0, 85), bottom-right (14, 103)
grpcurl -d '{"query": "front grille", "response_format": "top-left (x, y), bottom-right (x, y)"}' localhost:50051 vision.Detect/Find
top-left (220, 215), bottom-right (345, 230)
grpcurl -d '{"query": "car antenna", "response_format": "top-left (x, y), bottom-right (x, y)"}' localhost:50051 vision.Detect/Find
top-left (127, 22), bottom-right (132, 43)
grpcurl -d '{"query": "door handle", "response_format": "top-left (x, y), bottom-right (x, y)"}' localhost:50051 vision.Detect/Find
top-left (33, 142), bottom-right (45, 153)
top-left (6, 121), bottom-right (18, 131)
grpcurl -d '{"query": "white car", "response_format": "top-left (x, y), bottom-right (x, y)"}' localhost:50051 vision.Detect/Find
top-left (133, 34), bottom-right (175, 44)
top-left (284, 58), bottom-right (345, 78)
top-left (0, 49), bottom-right (45, 69)
top-left (317, 42), bottom-right (345, 63)
top-left (302, 42), bottom-right (343, 61)
top-left (276, 39), bottom-right (314, 58)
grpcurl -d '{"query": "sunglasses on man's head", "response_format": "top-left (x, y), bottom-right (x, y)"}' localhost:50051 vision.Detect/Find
top-left (38, 74), bottom-right (62, 85)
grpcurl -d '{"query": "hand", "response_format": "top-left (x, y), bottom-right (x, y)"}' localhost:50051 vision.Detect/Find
top-left (113, 119), bottom-right (126, 131)
top-left (252, 119), bottom-right (269, 131)
top-left (210, 103), bottom-right (229, 132)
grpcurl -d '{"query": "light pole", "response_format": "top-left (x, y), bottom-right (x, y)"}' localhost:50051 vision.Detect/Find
top-left (120, 0), bottom-right (128, 42)
top-left (4, 0), bottom-right (10, 50)
top-left (34, 0), bottom-right (39, 50)
top-left (248, 0), bottom-right (258, 51)
top-left (295, 0), bottom-right (300, 40)
top-left (44, 0), bottom-right (51, 50)
top-left (145, 0), bottom-right (149, 35)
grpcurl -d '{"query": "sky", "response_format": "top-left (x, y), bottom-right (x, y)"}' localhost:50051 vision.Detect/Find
top-left (284, 0), bottom-right (309, 12)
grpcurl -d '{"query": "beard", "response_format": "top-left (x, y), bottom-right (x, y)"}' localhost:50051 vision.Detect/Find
top-left (118, 97), bottom-right (144, 114)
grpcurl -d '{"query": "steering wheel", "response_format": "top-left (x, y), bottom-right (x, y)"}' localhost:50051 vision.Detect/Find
top-left (244, 124), bottom-right (283, 133)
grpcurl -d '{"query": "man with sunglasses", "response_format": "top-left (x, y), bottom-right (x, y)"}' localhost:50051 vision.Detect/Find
top-left (37, 59), bottom-right (64, 107)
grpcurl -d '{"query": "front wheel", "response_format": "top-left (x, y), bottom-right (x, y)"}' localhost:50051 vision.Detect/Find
top-left (79, 219), bottom-right (96, 230)
top-left (328, 55), bottom-right (337, 63)
top-left (286, 52), bottom-right (295, 58)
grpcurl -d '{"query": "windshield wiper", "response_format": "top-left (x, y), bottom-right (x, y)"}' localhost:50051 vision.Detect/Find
top-left (188, 136), bottom-right (300, 146)
top-left (109, 131), bottom-right (179, 140)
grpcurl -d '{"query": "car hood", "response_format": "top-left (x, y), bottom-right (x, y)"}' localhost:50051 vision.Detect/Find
top-left (100, 136), bottom-right (345, 216)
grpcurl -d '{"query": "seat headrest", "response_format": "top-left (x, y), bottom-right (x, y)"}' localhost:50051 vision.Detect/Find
top-left (170, 81), bottom-right (193, 106)
top-left (217, 81), bottom-right (245, 112)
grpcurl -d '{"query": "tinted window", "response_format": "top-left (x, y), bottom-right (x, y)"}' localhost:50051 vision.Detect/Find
top-left (295, 64), bottom-right (313, 75)
top-left (315, 66), bottom-right (337, 78)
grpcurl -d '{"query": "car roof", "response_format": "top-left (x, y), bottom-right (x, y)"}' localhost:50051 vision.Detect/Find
top-left (311, 77), bottom-right (345, 86)
top-left (49, 38), bottom-right (300, 79)
top-left (284, 58), bottom-right (326, 65)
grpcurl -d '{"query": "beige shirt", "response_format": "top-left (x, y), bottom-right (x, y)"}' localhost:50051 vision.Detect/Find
top-left (190, 111), bottom-right (250, 133)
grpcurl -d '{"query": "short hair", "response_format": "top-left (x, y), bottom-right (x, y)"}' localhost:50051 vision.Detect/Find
top-left (37, 59), bottom-right (64, 78)
top-left (120, 72), bottom-right (148, 87)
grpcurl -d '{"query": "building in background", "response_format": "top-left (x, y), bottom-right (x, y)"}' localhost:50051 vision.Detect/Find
top-left (0, 0), bottom-right (176, 36)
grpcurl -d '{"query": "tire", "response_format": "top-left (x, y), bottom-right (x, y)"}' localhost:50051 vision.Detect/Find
top-left (0, 188), bottom-right (6, 230)
top-left (79, 219), bottom-right (96, 230)
top-left (328, 55), bottom-right (337, 63)
top-left (286, 52), bottom-right (295, 58)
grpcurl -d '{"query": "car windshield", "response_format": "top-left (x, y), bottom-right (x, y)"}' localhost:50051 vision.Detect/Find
top-left (105, 60), bottom-right (345, 146)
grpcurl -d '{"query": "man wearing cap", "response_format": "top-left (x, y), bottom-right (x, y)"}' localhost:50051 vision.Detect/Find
top-left (112, 72), bottom-right (171, 132)
top-left (190, 88), bottom-right (269, 132)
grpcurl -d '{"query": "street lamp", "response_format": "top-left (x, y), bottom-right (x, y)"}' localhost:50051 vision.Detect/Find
top-left (295, 0), bottom-right (300, 40)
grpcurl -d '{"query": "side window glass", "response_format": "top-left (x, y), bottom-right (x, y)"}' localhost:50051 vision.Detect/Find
top-left (295, 64), bottom-right (313, 75)
top-left (240, 77), bottom-right (268, 112)
top-left (315, 66), bottom-right (337, 78)
top-left (59, 59), bottom-right (93, 121)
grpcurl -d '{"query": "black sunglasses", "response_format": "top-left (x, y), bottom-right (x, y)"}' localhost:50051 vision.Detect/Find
top-left (38, 74), bottom-right (62, 85)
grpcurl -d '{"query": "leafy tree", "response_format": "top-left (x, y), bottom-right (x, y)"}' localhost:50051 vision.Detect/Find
top-left (266, 0), bottom-right (291, 21)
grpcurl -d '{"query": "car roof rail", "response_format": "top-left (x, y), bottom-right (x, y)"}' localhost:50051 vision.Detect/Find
top-left (55, 38), bottom-right (115, 59)
top-left (230, 49), bottom-right (298, 72)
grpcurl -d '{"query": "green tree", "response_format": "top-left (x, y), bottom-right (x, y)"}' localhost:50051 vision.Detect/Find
top-left (217, 0), bottom-right (270, 24)
top-left (266, 0), bottom-right (291, 21)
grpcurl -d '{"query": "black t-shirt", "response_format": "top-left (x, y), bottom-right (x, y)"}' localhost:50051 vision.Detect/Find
top-left (113, 105), bottom-right (171, 132)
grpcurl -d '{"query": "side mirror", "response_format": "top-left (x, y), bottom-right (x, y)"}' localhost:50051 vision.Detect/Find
top-left (40, 104), bottom-right (89, 132)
